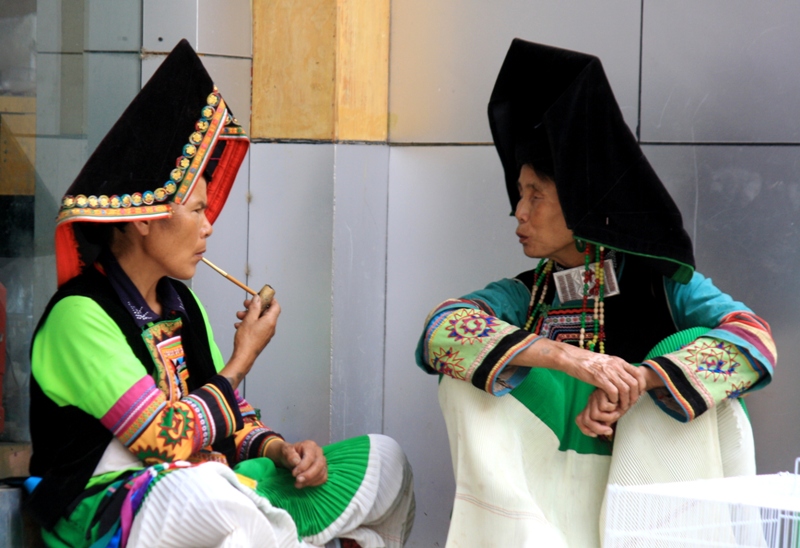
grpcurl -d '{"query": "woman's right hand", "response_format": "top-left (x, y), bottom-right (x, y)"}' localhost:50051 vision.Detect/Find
top-left (557, 342), bottom-right (646, 411)
top-left (221, 295), bottom-right (281, 390)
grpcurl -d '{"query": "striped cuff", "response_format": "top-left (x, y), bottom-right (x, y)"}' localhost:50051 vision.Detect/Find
top-left (238, 429), bottom-right (284, 461)
top-left (184, 375), bottom-right (244, 447)
top-left (642, 357), bottom-right (709, 422)
top-left (473, 331), bottom-right (541, 395)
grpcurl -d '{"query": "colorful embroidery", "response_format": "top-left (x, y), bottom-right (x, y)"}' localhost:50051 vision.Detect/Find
top-left (688, 340), bottom-right (741, 381)
top-left (537, 307), bottom-right (593, 345)
top-left (141, 319), bottom-right (186, 399)
top-left (157, 407), bottom-right (193, 447)
top-left (432, 347), bottom-right (466, 379)
top-left (726, 380), bottom-right (752, 399)
top-left (445, 309), bottom-right (499, 345)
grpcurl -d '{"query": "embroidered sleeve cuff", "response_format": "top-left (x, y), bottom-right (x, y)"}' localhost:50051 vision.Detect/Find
top-left (184, 375), bottom-right (245, 447)
top-left (642, 358), bottom-right (709, 422)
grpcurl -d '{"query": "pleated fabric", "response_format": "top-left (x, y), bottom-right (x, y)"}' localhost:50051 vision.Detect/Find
top-left (127, 434), bottom-right (414, 548)
top-left (438, 375), bottom-right (611, 547)
top-left (127, 461), bottom-right (299, 548)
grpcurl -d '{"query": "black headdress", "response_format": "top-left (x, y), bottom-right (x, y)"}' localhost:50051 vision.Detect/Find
top-left (55, 39), bottom-right (249, 286)
top-left (488, 39), bottom-right (695, 282)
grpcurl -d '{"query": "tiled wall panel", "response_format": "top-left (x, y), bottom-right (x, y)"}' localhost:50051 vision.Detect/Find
top-left (645, 143), bottom-right (800, 474)
top-left (330, 144), bottom-right (390, 441)
top-left (641, 1), bottom-right (800, 143)
top-left (197, 0), bottom-right (252, 57)
top-left (384, 145), bottom-right (533, 546)
top-left (245, 143), bottom-right (335, 444)
top-left (142, 0), bottom-right (198, 52)
top-left (85, 53), bottom-right (141, 153)
top-left (389, 0), bottom-right (641, 143)
top-left (85, 0), bottom-right (142, 52)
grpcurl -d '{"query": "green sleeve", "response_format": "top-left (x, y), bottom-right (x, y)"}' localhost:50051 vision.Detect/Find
top-left (31, 296), bottom-right (147, 419)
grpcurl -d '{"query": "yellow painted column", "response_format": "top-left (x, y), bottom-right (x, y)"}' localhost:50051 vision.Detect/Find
top-left (252, 0), bottom-right (390, 142)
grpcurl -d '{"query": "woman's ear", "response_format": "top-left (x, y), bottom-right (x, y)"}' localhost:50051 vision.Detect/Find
top-left (131, 219), bottom-right (151, 236)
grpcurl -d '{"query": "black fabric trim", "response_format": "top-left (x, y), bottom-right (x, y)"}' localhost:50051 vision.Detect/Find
top-left (648, 356), bottom-right (708, 419)
top-left (471, 329), bottom-right (534, 392)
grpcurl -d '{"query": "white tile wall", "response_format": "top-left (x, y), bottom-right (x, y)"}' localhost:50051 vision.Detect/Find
top-left (85, 53), bottom-right (141, 153)
top-left (85, 0), bottom-right (142, 52)
top-left (389, 0), bottom-right (641, 143)
top-left (197, 0), bottom-right (252, 57)
top-left (142, 0), bottom-right (198, 52)
top-left (641, 1), bottom-right (800, 143)
top-left (330, 144), bottom-right (390, 441)
top-left (245, 143), bottom-right (335, 444)
top-left (384, 145), bottom-right (533, 546)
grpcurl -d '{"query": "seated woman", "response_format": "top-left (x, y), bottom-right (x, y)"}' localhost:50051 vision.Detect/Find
top-left (415, 39), bottom-right (775, 547)
top-left (29, 40), bottom-right (414, 548)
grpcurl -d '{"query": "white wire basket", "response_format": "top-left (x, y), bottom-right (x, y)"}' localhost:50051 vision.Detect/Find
top-left (604, 459), bottom-right (800, 547)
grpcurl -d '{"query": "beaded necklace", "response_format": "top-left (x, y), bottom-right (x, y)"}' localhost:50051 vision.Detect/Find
top-left (579, 245), bottom-right (606, 353)
top-left (523, 259), bottom-right (553, 331)
top-left (523, 244), bottom-right (607, 354)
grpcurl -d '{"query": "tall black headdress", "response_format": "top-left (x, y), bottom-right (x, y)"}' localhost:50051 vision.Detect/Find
top-left (55, 39), bottom-right (249, 286)
top-left (488, 39), bottom-right (695, 283)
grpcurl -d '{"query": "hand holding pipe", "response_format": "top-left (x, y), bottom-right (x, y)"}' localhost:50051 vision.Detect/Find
top-left (201, 258), bottom-right (274, 315)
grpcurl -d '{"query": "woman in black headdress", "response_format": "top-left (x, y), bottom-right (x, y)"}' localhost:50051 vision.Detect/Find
top-left (415, 39), bottom-right (775, 546)
top-left (29, 40), bottom-right (414, 548)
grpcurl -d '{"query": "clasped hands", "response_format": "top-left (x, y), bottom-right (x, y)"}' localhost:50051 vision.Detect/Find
top-left (567, 348), bottom-right (663, 438)
top-left (519, 339), bottom-right (662, 439)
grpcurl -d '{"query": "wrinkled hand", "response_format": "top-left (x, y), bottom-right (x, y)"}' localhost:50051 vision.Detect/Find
top-left (558, 344), bottom-right (646, 411)
top-left (576, 388), bottom-right (625, 438)
top-left (271, 440), bottom-right (328, 488)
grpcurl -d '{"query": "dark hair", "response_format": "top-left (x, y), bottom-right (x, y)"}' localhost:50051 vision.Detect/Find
top-left (74, 222), bottom-right (127, 248)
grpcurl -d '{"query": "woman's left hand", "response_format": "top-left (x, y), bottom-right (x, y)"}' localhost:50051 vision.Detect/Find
top-left (575, 388), bottom-right (625, 438)
top-left (269, 439), bottom-right (328, 488)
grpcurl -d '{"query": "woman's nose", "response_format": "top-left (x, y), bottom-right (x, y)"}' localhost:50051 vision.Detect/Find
top-left (203, 214), bottom-right (213, 237)
top-left (515, 199), bottom-right (528, 222)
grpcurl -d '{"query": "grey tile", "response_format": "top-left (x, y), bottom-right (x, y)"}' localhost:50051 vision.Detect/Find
top-left (641, 1), bottom-right (800, 143)
top-left (330, 144), bottom-right (390, 441)
top-left (245, 143), bottom-right (335, 444)
top-left (690, 145), bottom-right (800, 474)
top-left (59, 53), bottom-right (86, 136)
top-left (85, 0), bottom-right (142, 52)
top-left (142, 0), bottom-right (197, 52)
top-left (192, 151), bottom-right (251, 369)
top-left (384, 145), bottom-right (533, 546)
top-left (85, 53), bottom-right (141, 153)
top-left (35, 52), bottom-right (62, 136)
top-left (389, 0), bottom-right (641, 143)
top-left (642, 144), bottom-right (700, 243)
top-left (197, 0), bottom-right (252, 58)
top-left (36, 0), bottom-right (62, 53)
